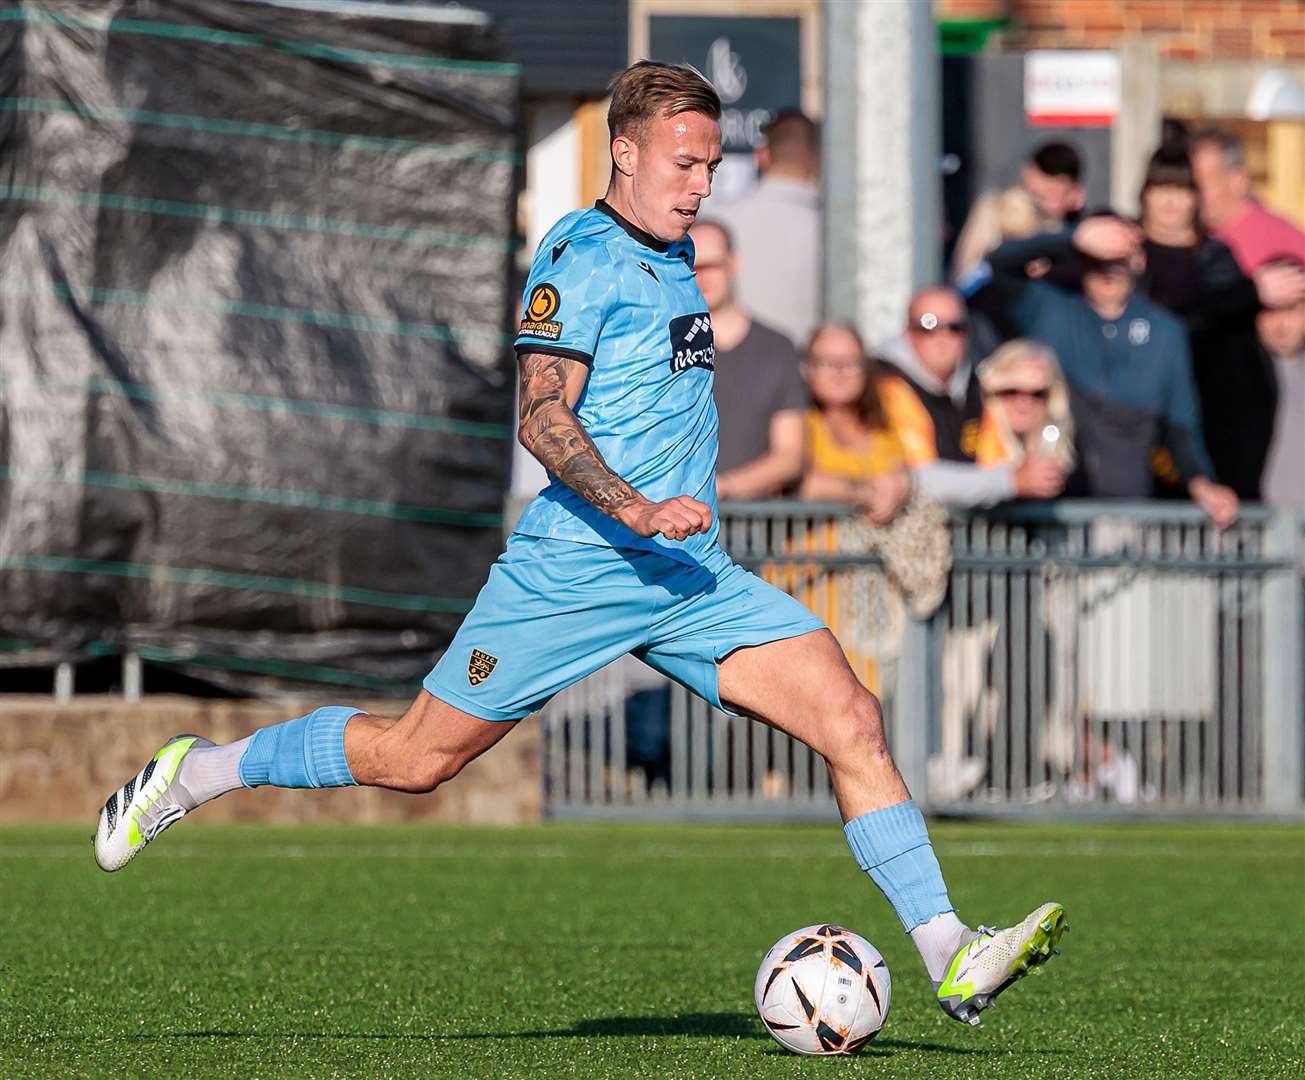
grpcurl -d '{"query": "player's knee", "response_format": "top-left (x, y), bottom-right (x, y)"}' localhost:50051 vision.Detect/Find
top-left (393, 751), bottom-right (465, 794)
top-left (829, 690), bottom-right (888, 761)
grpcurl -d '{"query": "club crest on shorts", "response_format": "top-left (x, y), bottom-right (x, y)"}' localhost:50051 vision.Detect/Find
top-left (467, 648), bottom-right (498, 686)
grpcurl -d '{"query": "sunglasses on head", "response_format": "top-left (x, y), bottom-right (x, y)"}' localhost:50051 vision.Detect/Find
top-left (915, 313), bottom-right (969, 334)
top-left (993, 386), bottom-right (1051, 401)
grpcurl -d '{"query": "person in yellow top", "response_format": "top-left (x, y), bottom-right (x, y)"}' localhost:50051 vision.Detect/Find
top-left (799, 323), bottom-right (911, 525)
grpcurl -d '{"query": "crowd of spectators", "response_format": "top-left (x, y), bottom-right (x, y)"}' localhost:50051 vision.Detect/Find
top-left (702, 119), bottom-right (1305, 527)
top-left (626, 116), bottom-right (1303, 799)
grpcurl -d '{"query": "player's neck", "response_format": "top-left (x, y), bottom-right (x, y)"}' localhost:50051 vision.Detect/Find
top-left (601, 187), bottom-right (668, 249)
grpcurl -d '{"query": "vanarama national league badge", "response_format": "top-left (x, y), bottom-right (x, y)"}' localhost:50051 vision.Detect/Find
top-left (519, 283), bottom-right (563, 341)
top-left (467, 648), bottom-right (498, 686)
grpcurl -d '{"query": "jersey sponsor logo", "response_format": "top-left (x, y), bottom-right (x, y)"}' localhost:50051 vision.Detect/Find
top-left (519, 283), bottom-right (563, 341)
top-left (669, 311), bottom-right (715, 373)
top-left (551, 239), bottom-right (572, 263)
top-left (638, 260), bottom-right (658, 281)
top-left (467, 648), bottom-right (498, 686)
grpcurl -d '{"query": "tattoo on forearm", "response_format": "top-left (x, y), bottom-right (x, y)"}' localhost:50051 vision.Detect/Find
top-left (518, 354), bottom-right (642, 517)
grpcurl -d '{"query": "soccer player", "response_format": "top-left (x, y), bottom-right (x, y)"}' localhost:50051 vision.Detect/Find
top-left (94, 61), bottom-right (1065, 1029)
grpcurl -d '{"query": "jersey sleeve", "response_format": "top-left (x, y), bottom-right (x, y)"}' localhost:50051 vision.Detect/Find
top-left (514, 239), bottom-right (616, 365)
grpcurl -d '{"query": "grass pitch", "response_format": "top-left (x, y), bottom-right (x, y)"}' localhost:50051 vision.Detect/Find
top-left (1, 820), bottom-right (1301, 1079)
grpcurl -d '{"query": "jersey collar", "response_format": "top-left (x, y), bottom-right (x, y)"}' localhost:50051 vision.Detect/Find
top-left (595, 199), bottom-right (671, 254)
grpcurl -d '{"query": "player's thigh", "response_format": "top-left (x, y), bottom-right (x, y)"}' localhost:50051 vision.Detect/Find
top-left (716, 627), bottom-right (880, 760)
top-left (424, 536), bottom-right (648, 722)
top-left (639, 559), bottom-right (832, 728)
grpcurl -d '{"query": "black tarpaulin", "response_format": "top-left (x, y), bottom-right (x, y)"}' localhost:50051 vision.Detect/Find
top-left (0, 0), bottom-right (520, 692)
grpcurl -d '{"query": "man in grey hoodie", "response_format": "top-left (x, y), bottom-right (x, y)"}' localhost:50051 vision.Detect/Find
top-left (877, 286), bottom-right (1066, 507)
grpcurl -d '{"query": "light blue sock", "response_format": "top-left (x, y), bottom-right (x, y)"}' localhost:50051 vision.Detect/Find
top-left (238, 706), bottom-right (360, 789)
top-left (844, 799), bottom-right (954, 933)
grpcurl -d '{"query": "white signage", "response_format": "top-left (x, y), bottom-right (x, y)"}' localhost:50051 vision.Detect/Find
top-left (1024, 50), bottom-right (1121, 127)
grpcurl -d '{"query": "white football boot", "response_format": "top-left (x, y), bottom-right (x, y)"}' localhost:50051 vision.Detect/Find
top-left (935, 901), bottom-right (1067, 1026)
top-left (94, 734), bottom-right (213, 871)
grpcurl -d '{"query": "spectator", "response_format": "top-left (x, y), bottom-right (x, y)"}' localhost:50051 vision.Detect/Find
top-left (791, 323), bottom-right (952, 706)
top-left (1190, 128), bottom-right (1305, 274)
top-left (1136, 146), bottom-right (1285, 499)
top-left (711, 110), bottom-right (821, 347)
top-left (797, 323), bottom-right (910, 525)
top-left (974, 339), bottom-right (1078, 479)
top-left (951, 141), bottom-right (1086, 282)
top-left (689, 219), bottom-right (806, 500)
top-left (876, 286), bottom-right (1066, 507)
top-left (973, 215), bottom-right (1240, 527)
top-left (1259, 257), bottom-right (1305, 510)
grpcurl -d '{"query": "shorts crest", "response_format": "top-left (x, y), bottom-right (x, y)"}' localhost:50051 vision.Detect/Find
top-left (467, 648), bottom-right (498, 686)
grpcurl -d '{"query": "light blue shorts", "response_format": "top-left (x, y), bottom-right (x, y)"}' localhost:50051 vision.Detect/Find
top-left (424, 534), bottom-right (826, 722)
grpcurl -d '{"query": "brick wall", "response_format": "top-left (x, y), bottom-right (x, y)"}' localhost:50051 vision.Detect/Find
top-left (935, 0), bottom-right (1305, 60)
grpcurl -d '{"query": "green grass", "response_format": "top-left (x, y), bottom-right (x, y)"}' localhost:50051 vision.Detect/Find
top-left (1, 821), bottom-right (1302, 1078)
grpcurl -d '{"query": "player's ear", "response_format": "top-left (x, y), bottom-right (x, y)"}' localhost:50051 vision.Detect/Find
top-left (611, 133), bottom-right (636, 178)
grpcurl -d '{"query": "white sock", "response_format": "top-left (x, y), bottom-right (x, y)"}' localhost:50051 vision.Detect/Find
top-left (910, 911), bottom-right (975, 984)
top-left (174, 737), bottom-right (253, 810)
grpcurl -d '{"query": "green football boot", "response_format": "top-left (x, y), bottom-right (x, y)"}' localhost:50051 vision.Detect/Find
top-left (935, 901), bottom-right (1067, 1026)
top-left (94, 735), bottom-right (213, 872)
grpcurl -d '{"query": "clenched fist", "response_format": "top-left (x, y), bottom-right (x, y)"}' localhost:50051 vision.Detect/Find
top-left (619, 496), bottom-right (714, 542)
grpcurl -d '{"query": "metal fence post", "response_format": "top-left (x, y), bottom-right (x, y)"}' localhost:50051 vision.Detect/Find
top-left (895, 615), bottom-right (932, 810)
top-left (1261, 511), bottom-right (1303, 813)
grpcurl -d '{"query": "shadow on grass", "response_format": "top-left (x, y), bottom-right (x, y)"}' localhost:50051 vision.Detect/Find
top-left (143, 1012), bottom-right (1038, 1056)
top-left (153, 1013), bottom-right (760, 1042)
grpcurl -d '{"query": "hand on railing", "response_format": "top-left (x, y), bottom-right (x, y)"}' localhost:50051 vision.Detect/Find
top-left (1014, 455), bottom-right (1066, 500)
top-left (1188, 477), bottom-right (1239, 531)
top-left (857, 471), bottom-right (912, 526)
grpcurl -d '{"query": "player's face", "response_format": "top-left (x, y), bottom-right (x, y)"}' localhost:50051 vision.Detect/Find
top-left (633, 110), bottom-right (722, 242)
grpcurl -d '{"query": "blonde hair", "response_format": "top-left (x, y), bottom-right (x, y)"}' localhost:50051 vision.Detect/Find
top-left (977, 339), bottom-right (1076, 469)
top-left (608, 60), bottom-right (721, 146)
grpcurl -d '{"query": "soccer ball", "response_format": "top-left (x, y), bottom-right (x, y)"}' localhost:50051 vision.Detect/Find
top-left (753, 923), bottom-right (891, 1055)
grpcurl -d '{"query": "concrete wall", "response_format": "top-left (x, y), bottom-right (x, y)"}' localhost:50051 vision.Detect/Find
top-left (0, 697), bottom-right (542, 825)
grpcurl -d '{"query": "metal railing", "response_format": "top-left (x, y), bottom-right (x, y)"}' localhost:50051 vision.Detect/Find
top-left (542, 501), bottom-right (1305, 820)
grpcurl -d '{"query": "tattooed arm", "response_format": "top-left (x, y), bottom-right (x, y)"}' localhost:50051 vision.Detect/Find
top-left (517, 352), bottom-right (712, 542)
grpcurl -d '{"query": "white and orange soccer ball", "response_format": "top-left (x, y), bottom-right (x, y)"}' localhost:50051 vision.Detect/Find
top-left (753, 923), bottom-right (891, 1055)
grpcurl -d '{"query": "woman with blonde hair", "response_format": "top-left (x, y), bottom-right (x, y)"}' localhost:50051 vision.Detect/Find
top-left (975, 339), bottom-right (1077, 474)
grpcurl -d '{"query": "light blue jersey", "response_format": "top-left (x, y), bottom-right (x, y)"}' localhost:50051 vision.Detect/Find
top-left (421, 201), bottom-right (825, 723)
top-left (512, 200), bottom-right (719, 566)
